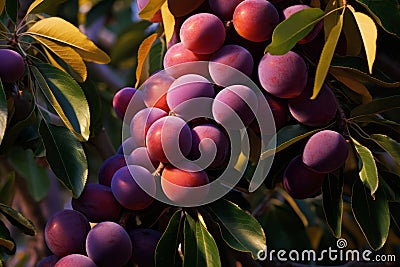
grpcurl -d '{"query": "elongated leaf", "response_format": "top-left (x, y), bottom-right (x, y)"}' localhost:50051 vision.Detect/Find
top-left (322, 172), bottom-right (343, 238)
top-left (351, 179), bottom-right (389, 250)
top-left (0, 81), bottom-right (7, 145)
top-left (25, 0), bottom-right (67, 16)
top-left (0, 172), bottom-right (15, 206)
top-left (135, 33), bottom-right (158, 88)
top-left (195, 217), bottom-right (221, 267)
top-left (355, 0), bottom-right (400, 36)
top-left (0, 0), bottom-right (5, 16)
top-left (0, 220), bottom-right (14, 254)
top-left (25, 17), bottom-right (110, 64)
top-left (5, 0), bottom-right (18, 22)
top-left (155, 210), bottom-right (183, 267)
top-left (262, 124), bottom-right (329, 159)
top-left (352, 138), bottom-right (379, 197)
top-left (31, 63), bottom-right (90, 141)
top-left (342, 8), bottom-right (362, 56)
top-left (0, 204), bottom-right (35, 236)
top-left (32, 35), bottom-right (87, 82)
top-left (138, 0), bottom-right (166, 20)
top-left (266, 8), bottom-right (324, 55)
top-left (350, 95), bottom-right (400, 118)
top-left (39, 122), bottom-right (88, 198)
top-left (330, 69), bottom-right (372, 103)
top-left (207, 199), bottom-right (266, 259)
top-left (352, 115), bottom-right (400, 135)
top-left (312, 8), bottom-right (344, 99)
top-left (161, 2), bottom-right (174, 44)
top-left (390, 202), bottom-right (400, 234)
top-left (183, 214), bottom-right (197, 267)
top-left (352, 11), bottom-right (377, 73)
top-left (324, 0), bottom-right (340, 41)
top-left (370, 134), bottom-right (400, 175)
top-left (331, 56), bottom-right (400, 87)
top-left (7, 147), bottom-right (50, 201)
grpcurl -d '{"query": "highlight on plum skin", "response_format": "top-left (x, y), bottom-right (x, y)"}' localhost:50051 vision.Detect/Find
top-left (232, 0), bottom-right (279, 42)
top-left (86, 221), bottom-right (132, 267)
top-left (161, 162), bottom-right (210, 204)
top-left (126, 146), bottom-right (159, 172)
top-left (212, 84), bottom-right (258, 129)
top-left (112, 87), bottom-right (145, 121)
top-left (145, 116), bottom-right (193, 163)
top-left (111, 165), bottom-right (156, 210)
top-left (302, 130), bottom-right (349, 173)
top-left (258, 51), bottom-right (308, 99)
top-left (71, 183), bottom-right (122, 223)
top-left (141, 72), bottom-right (175, 112)
top-left (190, 123), bottom-right (230, 169)
top-left (283, 155), bottom-right (325, 199)
top-left (130, 107), bottom-right (168, 147)
top-left (209, 44), bottom-right (254, 86)
top-left (44, 209), bottom-right (90, 257)
top-left (180, 13), bottom-right (226, 55)
top-left (54, 254), bottom-right (96, 267)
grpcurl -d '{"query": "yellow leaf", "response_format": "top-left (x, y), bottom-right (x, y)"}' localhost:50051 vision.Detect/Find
top-left (352, 11), bottom-right (377, 74)
top-left (138, 0), bottom-right (166, 20)
top-left (312, 8), bottom-right (345, 99)
top-left (331, 69), bottom-right (372, 104)
top-left (32, 35), bottom-right (87, 82)
top-left (135, 33), bottom-right (158, 88)
top-left (0, 0), bottom-right (5, 16)
top-left (25, 17), bottom-right (110, 64)
top-left (342, 8), bottom-right (362, 56)
top-left (161, 1), bottom-right (174, 44)
top-left (324, 0), bottom-right (340, 40)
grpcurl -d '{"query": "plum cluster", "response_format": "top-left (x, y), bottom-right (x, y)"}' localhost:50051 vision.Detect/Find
top-left (39, 206), bottom-right (161, 267)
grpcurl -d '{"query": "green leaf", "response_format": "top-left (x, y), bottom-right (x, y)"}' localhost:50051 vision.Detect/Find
top-left (183, 214), bottom-right (197, 267)
top-left (207, 199), bottom-right (266, 259)
top-left (312, 8), bottom-right (344, 99)
top-left (5, 0), bottom-right (18, 23)
top-left (0, 172), bottom-right (15, 206)
top-left (155, 210), bottom-right (183, 267)
top-left (195, 216), bottom-right (221, 267)
top-left (342, 8), bottom-right (362, 56)
top-left (0, 81), bottom-right (7, 145)
top-left (0, 204), bottom-right (35, 236)
top-left (32, 35), bottom-right (87, 82)
top-left (331, 56), bottom-right (400, 87)
top-left (350, 96), bottom-right (400, 118)
top-left (355, 0), bottom-right (400, 36)
top-left (25, 0), bottom-right (67, 16)
top-left (389, 202), bottom-right (400, 234)
top-left (138, 0), bottom-right (166, 20)
top-left (370, 134), bottom-right (400, 175)
top-left (7, 147), bottom-right (50, 201)
top-left (25, 17), bottom-right (110, 64)
top-left (352, 138), bottom-right (379, 197)
top-left (351, 179), bottom-right (389, 250)
top-left (352, 115), bottom-right (400, 135)
top-left (266, 8), bottom-right (324, 55)
top-left (31, 63), bottom-right (90, 141)
top-left (351, 11), bottom-right (377, 74)
top-left (0, 220), bottom-right (15, 254)
top-left (262, 124), bottom-right (330, 159)
top-left (39, 122), bottom-right (88, 198)
top-left (81, 81), bottom-right (103, 136)
top-left (322, 172), bottom-right (343, 238)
